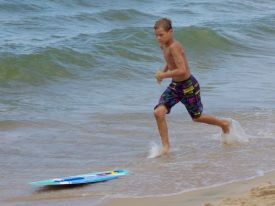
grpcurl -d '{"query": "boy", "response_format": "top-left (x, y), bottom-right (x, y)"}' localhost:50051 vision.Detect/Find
top-left (153, 18), bottom-right (230, 155)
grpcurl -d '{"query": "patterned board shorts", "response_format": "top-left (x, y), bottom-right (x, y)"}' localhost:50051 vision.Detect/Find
top-left (154, 75), bottom-right (203, 118)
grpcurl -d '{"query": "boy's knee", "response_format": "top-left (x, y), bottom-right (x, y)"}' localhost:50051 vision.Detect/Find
top-left (192, 114), bottom-right (202, 122)
top-left (154, 105), bottom-right (167, 119)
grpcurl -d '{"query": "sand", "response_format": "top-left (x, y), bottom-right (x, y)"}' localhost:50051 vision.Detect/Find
top-left (101, 170), bottom-right (275, 206)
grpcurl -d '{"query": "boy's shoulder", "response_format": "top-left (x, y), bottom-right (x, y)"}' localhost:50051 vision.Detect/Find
top-left (172, 40), bottom-right (183, 48)
top-left (169, 41), bottom-right (184, 52)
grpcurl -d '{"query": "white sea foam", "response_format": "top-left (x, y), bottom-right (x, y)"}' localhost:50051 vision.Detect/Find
top-left (147, 142), bottom-right (162, 158)
top-left (221, 118), bottom-right (250, 144)
top-left (256, 169), bottom-right (265, 176)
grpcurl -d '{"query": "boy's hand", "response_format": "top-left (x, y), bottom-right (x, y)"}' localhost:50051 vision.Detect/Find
top-left (155, 70), bottom-right (163, 84)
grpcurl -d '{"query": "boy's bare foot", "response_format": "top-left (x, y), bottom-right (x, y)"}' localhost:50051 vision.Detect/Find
top-left (221, 119), bottom-right (231, 134)
top-left (161, 146), bottom-right (170, 156)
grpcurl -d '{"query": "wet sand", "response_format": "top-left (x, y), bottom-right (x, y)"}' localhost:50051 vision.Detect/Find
top-left (101, 170), bottom-right (275, 206)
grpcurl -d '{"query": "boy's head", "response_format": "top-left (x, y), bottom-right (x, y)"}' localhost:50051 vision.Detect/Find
top-left (154, 18), bottom-right (172, 32)
top-left (154, 18), bottom-right (173, 46)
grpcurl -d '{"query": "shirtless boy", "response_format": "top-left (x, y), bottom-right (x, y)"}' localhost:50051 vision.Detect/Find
top-left (153, 18), bottom-right (230, 155)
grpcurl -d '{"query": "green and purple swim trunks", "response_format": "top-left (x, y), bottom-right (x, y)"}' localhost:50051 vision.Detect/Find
top-left (154, 75), bottom-right (203, 118)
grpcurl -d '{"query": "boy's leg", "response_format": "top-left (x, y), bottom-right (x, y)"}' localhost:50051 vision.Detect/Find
top-left (193, 113), bottom-right (230, 133)
top-left (154, 105), bottom-right (170, 155)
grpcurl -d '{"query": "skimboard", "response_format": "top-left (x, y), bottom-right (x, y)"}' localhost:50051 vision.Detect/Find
top-left (30, 169), bottom-right (128, 186)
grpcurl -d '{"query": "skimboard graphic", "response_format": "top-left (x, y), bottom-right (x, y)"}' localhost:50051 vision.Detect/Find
top-left (30, 169), bottom-right (128, 186)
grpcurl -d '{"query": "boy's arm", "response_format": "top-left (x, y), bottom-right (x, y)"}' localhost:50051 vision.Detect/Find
top-left (155, 65), bottom-right (168, 84)
top-left (163, 64), bottom-right (168, 72)
top-left (160, 44), bottom-right (168, 72)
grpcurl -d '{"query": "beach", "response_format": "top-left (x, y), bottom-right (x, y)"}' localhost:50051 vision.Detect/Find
top-left (1, 0), bottom-right (275, 205)
top-left (101, 170), bottom-right (275, 206)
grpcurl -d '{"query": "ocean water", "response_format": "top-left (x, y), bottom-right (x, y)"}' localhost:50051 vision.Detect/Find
top-left (1, 0), bottom-right (275, 205)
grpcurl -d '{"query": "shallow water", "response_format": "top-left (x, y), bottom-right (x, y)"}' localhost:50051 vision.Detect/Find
top-left (1, 110), bottom-right (275, 205)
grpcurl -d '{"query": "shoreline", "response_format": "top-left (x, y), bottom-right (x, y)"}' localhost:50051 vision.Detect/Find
top-left (101, 170), bottom-right (275, 206)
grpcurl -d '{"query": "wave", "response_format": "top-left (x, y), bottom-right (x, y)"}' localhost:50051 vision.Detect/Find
top-left (93, 27), bottom-right (159, 61)
top-left (175, 26), bottom-right (239, 54)
top-left (245, 15), bottom-right (275, 37)
top-left (1, 23), bottom-right (272, 86)
top-left (58, 8), bottom-right (156, 35)
top-left (0, 24), bottom-right (260, 87)
top-left (95, 8), bottom-right (154, 22)
top-left (0, 1), bottom-right (44, 13)
top-left (91, 26), bottom-right (240, 61)
top-left (0, 48), bottom-right (97, 85)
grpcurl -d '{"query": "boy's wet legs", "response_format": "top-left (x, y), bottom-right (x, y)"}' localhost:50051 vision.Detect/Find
top-left (154, 105), bottom-right (170, 155)
top-left (192, 113), bottom-right (230, 133)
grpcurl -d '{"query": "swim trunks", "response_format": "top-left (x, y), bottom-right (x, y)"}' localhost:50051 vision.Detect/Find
top-left (154, 75), bottom-right (203, 118)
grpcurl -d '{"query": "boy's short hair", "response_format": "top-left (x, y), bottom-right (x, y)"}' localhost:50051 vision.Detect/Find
top-left (154, 18), bottom-right (172, 31)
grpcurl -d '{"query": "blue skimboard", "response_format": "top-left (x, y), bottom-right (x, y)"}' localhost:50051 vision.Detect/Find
top-left (30, 169), bottom-right (128, 186)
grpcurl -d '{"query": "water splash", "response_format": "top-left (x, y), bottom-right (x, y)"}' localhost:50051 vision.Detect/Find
top-left (256, 169), bottom-right (265, 176)
top-left (147, 142), bottom-right (162, 159)
top-left (221, 118), bottom-right (250, 144)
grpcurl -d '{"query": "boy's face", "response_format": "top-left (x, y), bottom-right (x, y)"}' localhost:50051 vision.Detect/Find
top-left (154, 27), bottom-right (173, 46)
